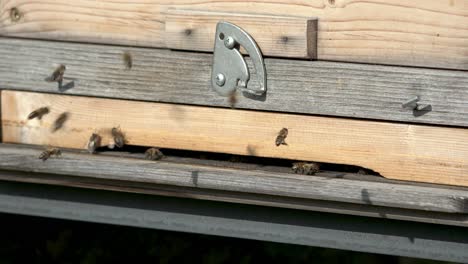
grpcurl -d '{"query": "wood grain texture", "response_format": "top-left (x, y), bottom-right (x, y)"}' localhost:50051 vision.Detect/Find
top-left (2, 169), bottom-right (468, 228)
top-left (0, 144), bottom-right (467, 214)
top-left (0, 0), bottom-right (467, 68)
top-left (2, 90), bottom-right (468, 187)
top-left (1, 38), bottom-right (467, 127)
top-left (164, 9), bottom-right (317, 58)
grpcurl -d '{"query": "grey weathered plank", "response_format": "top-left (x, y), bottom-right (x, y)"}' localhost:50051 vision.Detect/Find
top-left (0, 38), bottom-right (467, 127)
top-left (2, 181), bottom-right (468, 262)
top-left (0, 144), bottom-right (467, 213)
top-left (1, 170), bottom-right (468, 228)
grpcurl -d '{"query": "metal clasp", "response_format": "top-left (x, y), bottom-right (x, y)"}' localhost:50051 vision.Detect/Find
top-left (211, 21), bottom-right (266, 97)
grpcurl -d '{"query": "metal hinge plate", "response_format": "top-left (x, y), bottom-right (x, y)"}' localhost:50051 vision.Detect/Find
top-left (211, 21), bottom-right (266, 97)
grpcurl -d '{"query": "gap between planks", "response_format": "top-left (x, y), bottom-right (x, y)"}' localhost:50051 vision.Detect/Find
top-left (1, 90), bottom-right (468, 187)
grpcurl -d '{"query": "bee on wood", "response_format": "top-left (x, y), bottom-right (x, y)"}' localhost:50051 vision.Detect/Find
top-left (39, 147), bottom-right (62, 161)
top-left (123, 51), bottom-right (132, 70)
top-left (45, 64), bottom-right (66, 83)
top-left (87, 133), bottom-right (102, 154)
top-left (111, 127), bottom-right (126, 148)
top-left (357, 169), bottom-right (367, 175)
top-left (228, 90), bottom-right (237, 109)
top-left (27, 107), bottom-right (49, 120)
top-left (51, 112), bottom-right (69, 132)
top-left (275, 128), bottom-right (288, 146)
top-left (145, 147), bottom-right (164, 161)
top-left (292, 162), bottom-right (320, 175)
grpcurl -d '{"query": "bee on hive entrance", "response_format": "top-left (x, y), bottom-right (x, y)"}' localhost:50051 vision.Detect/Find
top-left (145, 148), bottom-right (164, 161)
top-left (45, 64), bottom-right (66, 83)
top-left (27, 107), bottom-right (49, 120)
top-left (275, 128), bottom-right (288, 146)
top-left (123, 51), bottom-right (132, 70)
top-left (39, 147), bottom-right (62, 161)
top-left (111, 127), bottom-right (126, 148)
top-left (292, 162), bottom-right (320, 175)
top-left (87, 133), bottom-right (102, 154)
top-left (51, 112), bottom-right (69, 132)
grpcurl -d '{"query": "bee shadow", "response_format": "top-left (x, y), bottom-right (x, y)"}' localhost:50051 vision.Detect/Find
top-left (412, 105), bottom-right (432, 117)
top-left (58, 78), bottom-right (76, 92)
top-left (242, 90), bottom-right (266, 102)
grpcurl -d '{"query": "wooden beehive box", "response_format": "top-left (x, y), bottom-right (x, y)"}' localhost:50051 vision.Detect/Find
top-left (0, 1), bottom-right (467, 202)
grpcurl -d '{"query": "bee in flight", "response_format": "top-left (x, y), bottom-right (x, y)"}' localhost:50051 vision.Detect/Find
top-left (51, 112), bottom-right (69, 132)
top-left (27, 107), bottom-right (49, 120)
top-left (123, 51), bottom-right (132, 70)
top-left (39, 147), bottom-right (62, 161)
top-left (275, 128), bottom-right (288, 146)
top-left (145, 147), bottom-right (164, 161)
top-left (228, 90), bottom-right (237, 109)
top-left (292, 162), bottom-right (320, 175)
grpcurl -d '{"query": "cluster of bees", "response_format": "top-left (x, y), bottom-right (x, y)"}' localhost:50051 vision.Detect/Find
top-left (29, 105), bottom-right (164, 161)
top-left (30, 61), bottom-right (163, 161)
top-left (32, 57), bottom-right (317, 175)
top-left (275, 127), bottom-right (320, 175)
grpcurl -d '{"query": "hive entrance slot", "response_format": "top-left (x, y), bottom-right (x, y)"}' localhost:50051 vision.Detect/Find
top-left (95, 144), bottom-right (381, 178)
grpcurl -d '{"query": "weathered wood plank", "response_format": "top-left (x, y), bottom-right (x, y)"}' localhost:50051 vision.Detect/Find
top-left (0, 38), bottom-right (467, 127)
top-left (0, 144), bottom-right (467, 214)
top-left (0, 0), bottom-right (466, 69)
top-left (2, 170), bottom-right (468, 228)
top-left (2, 91), bottom-right (468, 187)
top-left (164, 9), bottom-right (317, 58)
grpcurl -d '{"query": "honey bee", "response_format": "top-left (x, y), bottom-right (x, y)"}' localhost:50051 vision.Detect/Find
top-left (87, 133), bottom-right (102, 154)
top-left (111, 127), bottom-right (126, 148)
top-left (51, 112), bottom-right (69, 132)
top-left (39, 147), bottom-right (62, 161)
top-left (45, 64), bottom-right (66, 83)
top-left (228, 90), bottom-right (237, 109)
top-left (27, 107), bottom-right (49, 120)
top-left (292, 162), bottom-right (320, 175)
top-left (275, 128), bottom-right (288, 146)
top-left (145, 147), bottom-right (164, 161)
top-left (123, 51), bottom-right (132, 70)
top-left (357, 168), bottom-right (369, 175)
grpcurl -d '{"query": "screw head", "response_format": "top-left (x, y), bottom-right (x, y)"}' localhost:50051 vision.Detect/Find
top-left (224, 37), bottom-right (236, 49)
top-left (215, 73), bottom-right (226, 86)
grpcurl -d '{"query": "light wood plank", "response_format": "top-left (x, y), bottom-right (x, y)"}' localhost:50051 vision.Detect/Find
top-left (1, 38), bottom-right (467, 127)
top-left (2, 90), bottom-right (468, 187)
top-left (164, 9), bottom-right (317, 58)
top-left (0, 0), bottom-right (466, 68)
top-left (0, 144), bottom-right (467, 214)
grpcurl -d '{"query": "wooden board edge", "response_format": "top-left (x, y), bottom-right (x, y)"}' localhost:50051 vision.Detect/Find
top-left (163, 8), bottom-right (317, 59)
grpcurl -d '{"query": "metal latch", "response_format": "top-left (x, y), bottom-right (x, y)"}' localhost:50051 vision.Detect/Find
top-left (211, 21), bottom-right (266, 97)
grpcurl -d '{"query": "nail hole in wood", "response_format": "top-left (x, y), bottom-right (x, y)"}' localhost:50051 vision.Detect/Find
top-left (10, 7), bottom-right (21, 22)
